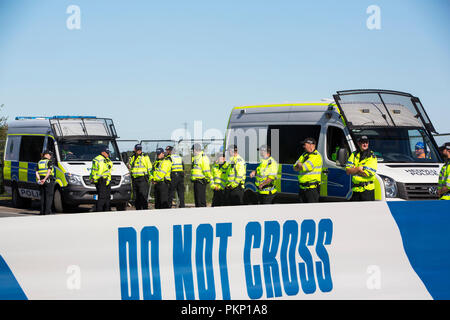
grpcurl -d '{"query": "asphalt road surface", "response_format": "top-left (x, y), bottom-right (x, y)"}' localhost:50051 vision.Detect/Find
top-left (0, 198), bottom-right (196, 218)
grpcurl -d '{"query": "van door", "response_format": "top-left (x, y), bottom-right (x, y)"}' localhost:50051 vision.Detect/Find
top-left (323, 125), bottom-right (352, 200)
top-left (267, 124), bottom-right (321, 197)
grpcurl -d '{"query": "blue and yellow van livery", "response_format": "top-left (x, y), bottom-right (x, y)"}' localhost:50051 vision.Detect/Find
top-left (3, 116), bottom-right (131, 212)
top-left (225, 89), bottom-right (443, 203)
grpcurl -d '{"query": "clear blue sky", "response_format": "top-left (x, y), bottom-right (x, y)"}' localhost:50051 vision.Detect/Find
top-left (1, 0), bottom-right (449, 142)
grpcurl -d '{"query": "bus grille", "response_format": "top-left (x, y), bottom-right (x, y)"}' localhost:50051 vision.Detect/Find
top-left (397, 183), bottom-right (439, 200)
top-left (83, 175), bottom-right (121, 187)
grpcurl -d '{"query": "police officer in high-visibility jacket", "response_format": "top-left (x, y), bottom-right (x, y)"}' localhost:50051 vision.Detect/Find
top-left (224, 144), bottom-right (246, 206)
top-left (166, 146), bottom-right (185, 208)
top-left (90, 147), bottom-right (113, 212)
top-left (211, 151), bottom-right (227, 207)
top-left (35, 150), bottom-right (55, 215)
top-left (250, 145), bottom-right (278, 204)
top-left (128, 144), bottom-right (152, 210)
top-left (345, 135), bottom-right (378, 201)
top-left (152, 148), bottom-right (172, 209)
top-left (191, 143), bottom-right (212, 207)
top-left (293, 137), bottom-right (322, 203)
top-left (438, 142), bottom-right (450, 200)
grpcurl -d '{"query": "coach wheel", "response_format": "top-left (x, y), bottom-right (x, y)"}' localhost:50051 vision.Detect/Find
top-left (12, 186), bottom-right (26, 208)
top-left (53, 188), bottom-right (64, 213)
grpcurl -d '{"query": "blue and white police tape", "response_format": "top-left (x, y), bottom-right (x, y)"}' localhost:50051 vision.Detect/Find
top-left (0, 201), bottom-right (449, 300)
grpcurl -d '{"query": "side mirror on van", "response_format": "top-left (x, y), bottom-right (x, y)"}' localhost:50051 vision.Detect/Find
top-left (337, 148), bottom-right (348, 167)
top-left (121, 152), bottom-right (129, 164)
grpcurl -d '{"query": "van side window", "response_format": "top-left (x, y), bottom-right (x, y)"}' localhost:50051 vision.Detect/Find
top-left (19, 136), bottom-right (45, 163)
top-left (47, 137), bottom-right (56, 156)
top-left (326, 126), bottom-right (349, 161)
top-left (267, 125), bottom-right (321, 164)
top-left (5, 136), bottom-right (21, 161)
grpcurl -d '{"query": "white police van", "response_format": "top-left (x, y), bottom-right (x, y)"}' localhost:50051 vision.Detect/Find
top-left (3, 116), bottom-right (131, 212)
top-left (225, 89), bottom-right (443, 203)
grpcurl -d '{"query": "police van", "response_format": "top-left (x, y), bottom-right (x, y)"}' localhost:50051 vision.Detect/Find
top-left (225, 89), bottom-right (443, 203)
top-left (3, 116), bottom-right (131, 212)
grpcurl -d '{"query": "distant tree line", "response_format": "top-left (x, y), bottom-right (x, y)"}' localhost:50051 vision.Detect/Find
top-left (0, 104), bottom-right (8, 194)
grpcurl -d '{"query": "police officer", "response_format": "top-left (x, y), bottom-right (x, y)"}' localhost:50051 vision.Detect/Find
top-left (345, 136), bottom-right (378, 201)
top-left (36, 150), bottom-right (55, 215)
top-left (128, 144), bottom-right (152, 210)
top-left (249, 145), bottom-right (278, 204)
top-left (152, 148), bottom-right (172, 209)
top-left (211, 151), bottom-right (227, 207)
top-left (90, 147), bottom-right (113, 212)
top-left (438, 142), bottom-right (450, 200)
top-left (294, 137), bottom-right (322, 203)
top-left (191, 143), bottom-right (212, 207)
top-left (224, 144), bottom-right (246, 206)
top-left (166, 146), bottom-right (185, 208)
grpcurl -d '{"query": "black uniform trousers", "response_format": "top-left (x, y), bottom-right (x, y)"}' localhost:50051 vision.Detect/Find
top-left (212, 189), bottom-right (227, 207)
top-left (168, 172), bottom-right (185, 208)
top-left (351, 189), bottom-right (375, 201)
top-left (95, 178), bottom-right (111, 212)
top-left (227, 186), bottom-right (244, 206)
top-left (298, 187), bottom-right (320, 203)
top-left (154, 181), bottom-right (170, 209)
top-left (258, 192), bottom-right (276, 205)
top-left (132, 176), bottom-right (149, 210)
top-left (193, 180), bottom-right (207, 207)
top-left (39, 178), bottom-right (54, 215)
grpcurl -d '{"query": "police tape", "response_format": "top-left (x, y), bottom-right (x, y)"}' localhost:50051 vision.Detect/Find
top-left (0, 201), bottom-right (449, 300)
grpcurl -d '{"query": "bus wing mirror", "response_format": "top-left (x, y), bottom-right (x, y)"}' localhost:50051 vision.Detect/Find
top-left (337, 148), bottom-right (348, 167)
top-left (121, 152), bottom-right (129, 164)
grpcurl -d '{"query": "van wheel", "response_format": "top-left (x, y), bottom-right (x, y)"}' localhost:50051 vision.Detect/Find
top-left (12, 186), bottom-right (26, 208)
top-left (53, 188), bottom-right (65, 213)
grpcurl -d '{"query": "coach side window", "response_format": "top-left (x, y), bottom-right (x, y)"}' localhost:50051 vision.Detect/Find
top-left (326, 126), bottom-right (349, 162)
top-left (19, 136), bottom-right (45, 163)
top-left (5, 136), bottom-right (21, 161)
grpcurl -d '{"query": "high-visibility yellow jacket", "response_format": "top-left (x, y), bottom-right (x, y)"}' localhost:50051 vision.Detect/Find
top-left (346, 150), bottom-right (378, 192)
top-left (191, 151), bottom-right (212, 183)
top-left (36, 158), bottom-right (54, 179)
top-left (152, 157), bottom-right (172, 182)
top-left (128, 153), bottom-right (152, 179)
top-left (211, 162), bottom-right (228, 191)
top-left (255, 156), bottom-right (278, 194)
top-left (438, 161), bottom-right (450, 200)
top-left (90, 154), bottom-right (113, 186)
top-left (225, 154), bottom-right (246, 189)
top-left (169, 154), bottom-right (184, 173)
top-left (294, 150), bottom-right (322, 189)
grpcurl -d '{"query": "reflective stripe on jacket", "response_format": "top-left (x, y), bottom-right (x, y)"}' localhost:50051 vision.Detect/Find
top-left (255, 156), bottom-right (278, 194)
top-left (153, 158), bottom-right (172, 182)
top-left (345, 150), bottom-right (378, 192)
top-left (211, 162), bottom-right (228, 190)
top-left (129, 154), bottom-right (152, 178)
top-left (90, 154), bottom-right (113, 185)
top-left (438, 161), bottom-right (450, 200)
top-left (170, 154), bottom-right (184, 172)
top-left (191, 151), bottom-right (212, 182)
top-left (225, 154), bottom-right (246, 188)
top-left (37, 159), bottom-right (54, 178)
top-left (294, 150), bottom-right (322, 189)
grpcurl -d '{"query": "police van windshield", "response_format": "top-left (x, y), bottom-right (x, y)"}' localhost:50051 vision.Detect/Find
top-left (351, 128), bottom-right (440, 163)
top-left (58, 139), bottom-right (120, 161)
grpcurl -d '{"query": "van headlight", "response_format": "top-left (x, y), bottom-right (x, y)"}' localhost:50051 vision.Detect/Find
top-left (65, 173), bottom-right (83, 186)
top-left (380, 175), bottom-right (398, 198)
top-left (122, 173), bottom-right (131, 185)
